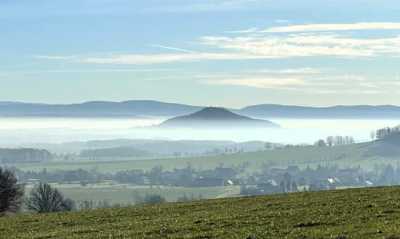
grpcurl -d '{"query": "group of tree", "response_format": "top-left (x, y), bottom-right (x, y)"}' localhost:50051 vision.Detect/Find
top-left (0, 167), bottom-right (74, 216)
top-left (0, 148), bottom-right (52, 164)
top-left (13, 164), bottom-right (240, 188)
top-left (314, 136), bottom-right (355, 147)
top-left (373, 126), bottom-right (400, 140)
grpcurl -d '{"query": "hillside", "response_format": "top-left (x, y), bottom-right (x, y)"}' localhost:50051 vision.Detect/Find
top-left (27, 139), bottom-right (275, 156)
top-left (365, 133), bottom-right (400, 157)
top-left (160, 107), bottom-right (279, 128)
top-left (10, 142), bottom-right (378, 173)
top-left (0, 100), bottom-right (200, 117)
top-left (3, 187), bottom-right (400, 238)
top-left (79, 146), bottom-right (153, 158)
top-left (240, 104), bottom-right (400, 119)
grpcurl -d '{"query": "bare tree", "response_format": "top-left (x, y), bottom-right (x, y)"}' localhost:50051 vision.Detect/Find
top-left (26, 183), bottom-right (75, 213)
top-left (0, 168), bottom-right (24, 215)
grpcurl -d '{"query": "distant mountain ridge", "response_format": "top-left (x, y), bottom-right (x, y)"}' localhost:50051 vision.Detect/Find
top-left (0, 100), bottom-right (201, 117)
top-left (1, 100), bottom-right (400, 118)
top-left (160, 107), bottom-right (279, 128)
top-left (240, 104), bottom-right (400, 119)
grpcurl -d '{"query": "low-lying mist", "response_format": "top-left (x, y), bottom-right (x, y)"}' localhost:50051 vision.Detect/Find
top-left (0, 117), bottom-right (399, 147)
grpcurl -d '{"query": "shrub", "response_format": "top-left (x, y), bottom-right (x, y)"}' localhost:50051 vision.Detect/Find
top-left (26, 183), bottom-right (75, 213)
top-left (143, 194), bottom-right (166, 205)
top-left (133, 193), bottom-right (166, 205)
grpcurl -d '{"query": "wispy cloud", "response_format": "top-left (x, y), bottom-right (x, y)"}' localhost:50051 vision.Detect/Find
top-left (37, 22), bottom-right (400, 65)
top-left (206, 77), bottom-right (306, 89)
top-left (60, 33), bottom-right (400, 65)
top-left (225, 27), bottom-right (259, 34)
top-left (42, 32), bottom-right (400, 64)
top-left (200, 34), bottom-right (400, 58)
top-left (34, 55), bottom-right (77, 60)
top-left (263, 22), bottom-right (400, 33)
top-left (81, 52), bottom-right (269, 65)
top-left (199, 70), bottom-right (400, 95)
top-left (257, 68), bottom-right (321, 75)
top-left (1, 68), bottom-right (177, 75)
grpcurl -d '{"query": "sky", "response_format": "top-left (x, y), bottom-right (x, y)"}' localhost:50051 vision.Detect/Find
top-left (2, 0), bottom-right (400, 107)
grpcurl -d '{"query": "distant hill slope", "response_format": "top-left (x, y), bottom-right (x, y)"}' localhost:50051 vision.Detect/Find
top-left (3, 186), bottom-right (400, 238)
top-left (160, 107), bottom-right (279, 128)
top-left (2, 100), bottom-right (400, 118)
top-left (0, 100), bottom-right (200, 117)
top-left (365, 133), bottom-right (400, 157)
top-left (239, 104), bottom-right (400, 118)
top-left (80, 146), bottom-right (153, 158)
top-left (0, 148), bottom-right (52, 163)
top-left (28, 139), bottom-right (276, 155)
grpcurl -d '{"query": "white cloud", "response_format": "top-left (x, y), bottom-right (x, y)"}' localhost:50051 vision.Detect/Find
top-left (81, 52), bottom-right (270, 65)
top-left (78, 32), bottom-right (400, 65)
top-left (263, 22), bottom-right (400, 33)
top-left (39, 22), bottom-right (400, 65)
top-left (225, 27), bottom-right (259, 34)
top-left (2, 68), bottom-right (177, 74)
top-left (311, 89), bottom-right (382, 95)
top-left (206, 77), bottom-right (306, 89)
top-left (199, 70), bottom-right (400, 95)
top-left (257, 68), bottom-right (321, 74)
top-left (34, 55), bottom-right (77, 60)
top-left (200, 34), bottom-right (400, 58)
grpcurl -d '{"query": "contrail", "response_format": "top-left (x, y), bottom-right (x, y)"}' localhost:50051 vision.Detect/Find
top-left (149, 44), bottom-right (196, 53)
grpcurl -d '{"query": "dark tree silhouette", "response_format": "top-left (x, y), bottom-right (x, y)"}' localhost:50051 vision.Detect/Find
top-left (26, 183), bottom-right (75, 213)
top-left (0, 168), bottom-right (24, 215)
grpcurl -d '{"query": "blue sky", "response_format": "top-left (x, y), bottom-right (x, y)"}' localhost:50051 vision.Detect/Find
top-left (2, 0), bottom-right (400, 107)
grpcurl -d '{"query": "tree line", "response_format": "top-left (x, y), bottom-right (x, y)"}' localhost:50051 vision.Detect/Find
top-left (314, 135), bottom-right (355, 147)
top-left (13, 165), bottom-right (241, 187)
top-left (0, 148), bottom-right (52, 164)
top-left (372, 126), bottom-right (400, 140)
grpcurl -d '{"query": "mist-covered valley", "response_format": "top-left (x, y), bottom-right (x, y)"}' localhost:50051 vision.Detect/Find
top-left (1, 106), bottom-right (400, 208)
top-left (0, 117), bottom-right (399, 148)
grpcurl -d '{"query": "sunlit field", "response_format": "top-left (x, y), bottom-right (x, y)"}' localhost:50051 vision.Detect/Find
top-left (4, 187), bottom-right (400, 239)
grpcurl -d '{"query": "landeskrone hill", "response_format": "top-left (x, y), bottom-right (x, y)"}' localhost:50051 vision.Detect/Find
top-left (160, 107), bottom-right (279, 128)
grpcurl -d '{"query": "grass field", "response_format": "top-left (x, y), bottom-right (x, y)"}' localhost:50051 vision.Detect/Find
top-left (11, 143), bottom-right (397, 174)
top-left (3, 186), bottom-right (400, 238)
top-left (25, 184), bottom-right (239, 205)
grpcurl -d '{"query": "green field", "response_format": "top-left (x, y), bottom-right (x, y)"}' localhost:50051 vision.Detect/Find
top-left (3, 186), bottom-right (400, 238)
top-left (25, 184), bottom-right (239, 205)
top-left (11, 143), bottom-right (398, 173)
